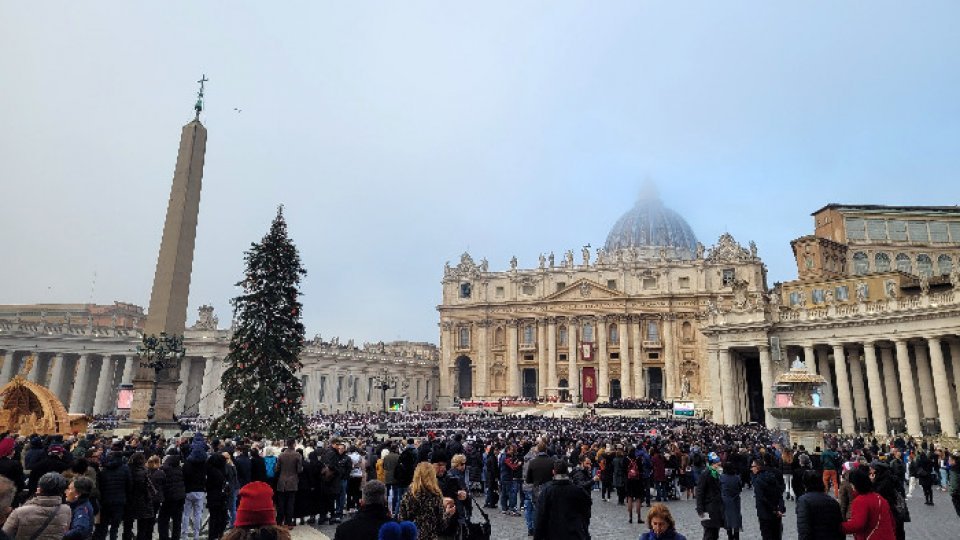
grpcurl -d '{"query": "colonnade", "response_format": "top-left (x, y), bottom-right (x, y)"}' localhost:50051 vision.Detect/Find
top-left (715, 336), bottom-right (960, 436)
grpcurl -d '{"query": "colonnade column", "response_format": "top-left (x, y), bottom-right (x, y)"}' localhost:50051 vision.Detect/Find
top-left (198, 357), bottom-right (216, 416)
top-left (632, 317), bottom-right (645, 397)
top-left (26, 353), bottom-right (43, 383)
top-left (802, 345), bottom-right (817, 374)
top-left (439, 323), bottom-right (453, 404)
top-left (758, 345), bottom-right (775, 429)
top-left (546, 318), bottom-right (557, 398)
top-left (506, 321), bottom-right (519, 397)
top-left (926, 337), bottom-right (957, 437)
top-left (949, 340), bottom-right (960, 421)
top-left (718, 348), bottom-right (736, 425)
top-left (619, 316), bottom-right (631, 399)
top-left (568, 318), bottom-right (580, 402)
top-left (175, 358), bottom-right (192, 415)
top-left (662, 316), bottom-right (674, 398)
top-left (894, 339), bottom-right (922, 436)
top-left (121, 355), bottom-right (136, 386)
top-left (862, 342), bottom-right (887, 435)
top-left (847, 348), bottom-right (868, 428)
top-left (0, 351), bottom-right (13, 386)
top-left (708, 347), bottom-right (723, 422)
top-left (816, 348), bottom-right (836, 408)
top-left (597, 317), bottom-right (609, 402)
top-left (914, 342), bottom-right (938, 421)
top-left (831, 345), bottom-right (856, 433)
top-left (477, 322), bottom-right (490, 398)
top-left (92, 355), bottom-right (117, 415)
top-left (47, 354), bottom-right (70, 403)
top-left (536, 319), bottom-right (547, 398)
top-left (69, 354), bottom-right (93, 414)
top-left (879, 345), bottom-right (902, 423)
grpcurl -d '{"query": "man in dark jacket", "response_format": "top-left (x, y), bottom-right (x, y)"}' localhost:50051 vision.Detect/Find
top-left (751, 459), bottom-right (786, 540)
top-left (181, 437), bottom-right (207, 540)
top-left (482, 444), bottom-right (499, 509)
top-left (332, 480), bottom-right (392, 540)
top-left (233, 446), bottom-right (252, 488)
top-left (275, 439), bottom-right (303, 527)
top-left (320, 439), bottom-right (351, 525)
top-left (524, 442), bottom-right (555, 537)
top-left (94, 452), bottom-right (131, 540)
top-left (0, 438), bottom-right (24, 502)
top-left (27, 446), bottom-right (68, 495)
top-left (158, 452), bottom-right (185, 540)
top-left (697, 452), bottom-right (725, 540)
top-left (795, 470), bottom-right (842, 540)
top-left (534, 460), bottom-right (591, 540)
top-left (392, 439), bottom-right (418, 516)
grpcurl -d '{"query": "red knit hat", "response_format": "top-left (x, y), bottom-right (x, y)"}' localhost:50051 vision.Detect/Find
top-left (234, 481), bottom-right (276, 527)
top-left (0, 438), bottom-right (13, 458)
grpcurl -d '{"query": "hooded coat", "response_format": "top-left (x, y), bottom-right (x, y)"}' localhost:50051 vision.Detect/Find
top-left (161, 454), bottom-right (186, 502)
top-left (96, 453), bottom-right (131, 508)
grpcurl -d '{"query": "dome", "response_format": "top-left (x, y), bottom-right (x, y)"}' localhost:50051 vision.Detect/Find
top-left (604, 187), bottom-right (698, 256)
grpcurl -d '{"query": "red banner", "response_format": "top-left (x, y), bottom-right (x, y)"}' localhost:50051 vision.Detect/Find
top-left (582, 367), bottom-right (597, 403)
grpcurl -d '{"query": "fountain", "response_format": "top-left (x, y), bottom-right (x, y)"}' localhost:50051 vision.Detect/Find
top-left (766, 358), bottom-right (839, 450)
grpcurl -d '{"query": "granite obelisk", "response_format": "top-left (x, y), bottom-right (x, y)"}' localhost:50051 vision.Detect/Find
top-left (129, 78), bottom-right (208, 427)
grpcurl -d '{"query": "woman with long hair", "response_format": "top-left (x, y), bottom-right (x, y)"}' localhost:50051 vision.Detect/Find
top-left (398, 463), bottom-right (455, 540)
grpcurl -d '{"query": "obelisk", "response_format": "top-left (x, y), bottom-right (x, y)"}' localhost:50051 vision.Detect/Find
top-left (129, 77), bottom-right (209, 427)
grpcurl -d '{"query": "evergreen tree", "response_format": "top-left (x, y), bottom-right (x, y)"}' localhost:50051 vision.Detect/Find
top-left (212, 207), bottom-right (307, 438)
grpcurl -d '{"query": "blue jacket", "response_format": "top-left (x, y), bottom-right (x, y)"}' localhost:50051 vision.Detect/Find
top-left (639, 529), bottom-right (687, 540)
top-left (64, 498), bottom-right (94, 540)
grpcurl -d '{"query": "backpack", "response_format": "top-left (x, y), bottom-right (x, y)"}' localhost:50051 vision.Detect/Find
top-left (627, 458), bottom-right (639, 480)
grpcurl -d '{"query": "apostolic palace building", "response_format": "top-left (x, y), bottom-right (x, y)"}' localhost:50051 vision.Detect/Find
top-left (438, 192), bottom-right (960, 438)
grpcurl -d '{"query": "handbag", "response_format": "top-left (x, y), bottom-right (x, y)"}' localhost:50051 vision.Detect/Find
top-left (893, 489), bottom-right (911, 523)
top-left (458, 502), bottom-right (491, 540)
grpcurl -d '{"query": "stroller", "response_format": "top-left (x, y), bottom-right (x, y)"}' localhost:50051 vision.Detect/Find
top-left (458, 503), bottom-right (491, 540)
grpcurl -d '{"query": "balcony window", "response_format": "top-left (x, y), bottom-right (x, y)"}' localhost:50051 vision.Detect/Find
top-left (582, 323), bottom-right (594, 342)
top-left (609, 324), bottom-right (619, 343)
top-left (721, 269), bottom-right (736, 287)
top-left (875, 252), bottom-right (891, 272)
top-left (917, 254), bottom-right (933, 277)
top-left (558, 326), bottom-right (568, 346)
top-left (938, 254), bottom-right (953, 276)
top-left (459, 283), bottom-right (472, 298)
top-left (647, 322), bottom-right (659, 342)
top-left (852, 252), bottom-right (868, 275)
top-left (812, 289), bottom-right (825, 304)
top-left (458, 327), bottom-right (470, 348)
top-left (522, 325), bottom-right (535, 346)
top-left (835, 285), bottom-right (849, 301)
top-left (896, 253), bottom-right (912, 274)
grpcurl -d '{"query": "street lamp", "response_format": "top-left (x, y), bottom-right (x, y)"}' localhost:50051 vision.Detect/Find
top-left (372, 370), bottom-right (400, 412)
top-left (137, 332), bottom-right (186, 433)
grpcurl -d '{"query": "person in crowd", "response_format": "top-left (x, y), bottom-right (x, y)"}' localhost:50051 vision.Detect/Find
top-left (612, 446), bottom-right (627, 505)
top-left (447, 453), bottom-right (472, 524)
top-left (869, 461), bottom-right (907, 540)
top-left (249, 447), bottom-right (267, 484)
top-left (638, 503), bottom-right (687, 540)
top-left (398, 462), bottom-right (455, 540)
top-left (222, 481), bottom-right (290, 540)
top-left (719, 461), bottom-right (741, 540)
top-left (912, 447), bottom-right (935, 505)
top-left (181, 434), bottom-right (208, 540)
top-left (206, 453), bottom-right (230, 540)
top-left (795, 469), bottom-right (842, 540)
top-left (624, 449), bottom-right (644, 524)
top-left (222, 452), bottom-right (239, 529)
top-left (376, 521), bottom-right (418, 540)
top-left (534, 459), bottom-right (591, 540)
top-left (696, 452), bottom-right (724, 540)
top-left (158, 450), bottom-right (185, 540)
top-left (842, 468), bottom-right (895, 540)
top-left (0, 438), bottom-right (24, 502)
top-left (948, 452), bottom-right (960, 517)
top-left (122, 453), bottom-right (157, 540)
top-left (320, 439), bottom-right (351, 525)
top-left (779, 447), bottom-right (794, 501)
top-left (275, 439), bottom-right (302, 528)
top-left (380, 445), bottom-right (399, 511)
top-left (524, 442), bottom-right (554, 537)
top-left (333, 480), bottom-right (393, 540)
top-left (27, 445), bottom-right (68, 495)
top-left (395, 439), bottom-right (419, 517)
top-left (0, 475), bottom-right (14, 540)
top-left (482, 443), bottom-right (499, 510)
top-left (821, 445), bottom-right (840, 499)
top-left (233, 446), bottom-right (252, 489)
top-left (94, 449), bottom-right (131, 540)
top-left (838, 467), bottom-right (856, 519)
top-left (64, 476), bottom-right (96, 540)
top-left (751, 457), bottom-right (785, 540)
top-left (3, 472), bottom-right (71, 540)
top-left (345, 445), bottom-right (366, 514)
top-left (498, 445), bottom-right (519, 516)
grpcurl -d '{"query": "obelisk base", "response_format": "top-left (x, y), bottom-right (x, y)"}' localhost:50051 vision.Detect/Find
top-left (127, 379), bottom-right (181, 432)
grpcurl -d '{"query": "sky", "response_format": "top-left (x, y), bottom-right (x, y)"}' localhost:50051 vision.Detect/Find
top-left (2, 2), bottom-right (959, 345)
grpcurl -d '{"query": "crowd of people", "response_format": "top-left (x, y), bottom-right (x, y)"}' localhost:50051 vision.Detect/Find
top-left (0, 411), bottom-right (955, 540)
top-left (595, 398), bottom-right (674, 410)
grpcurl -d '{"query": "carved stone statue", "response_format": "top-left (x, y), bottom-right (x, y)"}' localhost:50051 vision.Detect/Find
top-left (480, 258), bottom-right (489, 272)
top-left (796, 288), bottom-right (806, 308)
top-left (680, 375), bottom-right (690, 398)
top-left (951, 266), bottom-right (960, 288)
top-left (855, 282), bottom-right (868, 303)
top-left (824, 289), bottom-right (834, 303)
top-left (696, 242), bottom-right (705, 260)
top-left (565, 250), bottom-right (574, 268)
top-left (749, 241), bottom-right (758, 258)
top-left (539, 253), bottom-right (546, 269)
top-left (659, 247), bottom-right (667, 262)
top-left (548, 252), bottom-right (555, 268)
top-left (509, 256), bottom-right (517, 270)
top-left (582, 246), bottom-right (590, 266)
top-left (884, 279), bottom-right (898, 299)
top-left (444, 261), bottom-right (452, 277)
top-left (595, 248), bottom-right (604, 265)
top-left (768, 290), bottom-right (781, 308)
top-left (919, 274), bottom-right (930, 296)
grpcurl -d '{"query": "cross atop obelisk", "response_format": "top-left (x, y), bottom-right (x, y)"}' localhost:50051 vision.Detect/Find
top-left (129, 77), bottom-right (210, 430)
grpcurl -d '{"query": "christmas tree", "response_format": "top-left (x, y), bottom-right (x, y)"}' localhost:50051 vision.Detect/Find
top-left (212, 206), bottom-right (308, 438)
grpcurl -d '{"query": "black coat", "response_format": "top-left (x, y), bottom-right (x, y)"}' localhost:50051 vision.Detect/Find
top-left (97, 455), bottom-right (131, 508)
top-left (250, 455), bottom-right (267, 483)
top-left (720, 473), bottom-right (743, 531)
top-left (696, 470), bottom-right (724, 529)
top-left (534, 477), bottom-right (591, 540)
top-left (27, 456), bottom-right (68, 494)
top-left (0, 457), bottom-right (25, 491)
top-left (126, 465), bottom-right (154, 520)
top-left (182, 456), bottom-right (207, 494)
top-left (796, 491), bottom-right (842, 540)
top-left (234, 455), bottom-right (252, 487)
top-left (332, 503), bottom-right (392, 540)
top-left (321, 448), bottom-right (350, 496)
top-left (161, 455), bottom-right (186, 502)
top-left (206, 454), bottom-right (229, 507)
top-left (483, 451), bottom-right (498, 487)
top-left (751, 468), bottom-right (785, 521)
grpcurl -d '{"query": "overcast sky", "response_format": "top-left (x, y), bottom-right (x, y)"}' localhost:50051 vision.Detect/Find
top-left (2, 2), bottom-right (959, 344)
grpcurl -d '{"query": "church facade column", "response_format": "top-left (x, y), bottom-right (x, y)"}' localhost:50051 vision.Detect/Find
top-left (477, 321), bottom-right (490, 398)
top-left (69, 354), bottom-right (93, 414)
top-left (862, 341), bottom-right (887, 435)
top-left (847, 347), bottom-right (869, 428)
top-left (758, 344), bottom-right (775, 429)
top-left (949, 340), bottom-right (960, 421)
top-left (568, 318), bottom-right (580, 402)
top-left (831, 344), bottom-right (856, 433)
top-left (879, 345), bottom-right (902, 424)
top-left (92, 355), bottom-right (118, 415)
top-left (546, 318), bottom-right (557, 397)
top-left (816, 347), bottom-right (836, 408)
top-left (439, 323), bottom-right (453, 405)
top-left (913, 341), bottom-right (938, 420)
top-left (506, 320), bottom-right (519, 397)
top-left (894, 339), bottom-right (922, 436)
top-left (662, 316), bottom-right (675, 399)
top-left (802, 344), bottom-right (817, 374)
top-left (926, 336), bottom-right (957, 437)
top-left (718, 348), bottom-right (737, 425)
top-left (632, 317), bottom-right (645, 397)
top-left (619, 315), bottom-right (631, 399)
top-left (597, 317), bottom-right (609, 402)
top-left (536, 319), bottom-right (547, 398)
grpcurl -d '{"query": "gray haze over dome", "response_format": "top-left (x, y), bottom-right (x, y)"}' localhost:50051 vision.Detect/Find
top-left (604, 187), bottom-right (699, 257)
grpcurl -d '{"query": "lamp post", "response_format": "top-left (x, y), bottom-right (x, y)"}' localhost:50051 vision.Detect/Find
top-left (372, 370), bottom-right (400, 412)
top-left (137, 332), bottom-right (186, 433)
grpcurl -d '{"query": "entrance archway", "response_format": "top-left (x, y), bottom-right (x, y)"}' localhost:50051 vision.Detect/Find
top-left (558, 378), bottom-right (569, 402)
top-left (455, 356), bottom-right (473, 399)
top-left (610, 379), bottom-right (621, 401)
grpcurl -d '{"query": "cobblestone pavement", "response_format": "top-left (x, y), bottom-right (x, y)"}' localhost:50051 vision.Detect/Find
top-left (313, 485), bottom-right (959, 540)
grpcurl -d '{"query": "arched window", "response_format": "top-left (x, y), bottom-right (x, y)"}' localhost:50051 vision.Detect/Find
top-left (494, 327), bottom-right (505, 346)
top-left (558, 326), bottom-right (568, 346)
top-left (875, 252), bottom-right (891, 272)
top-left (938, 254), bottom-right (953, 276)
top-left (609, 323), bottom-right (619, 343)
top-left (458, 327), bottom-right (470, 348)
top-left (647, 321), bottom-right (660, 342)
top-left (682, 321), bottom-right (693, 342)
top-left (895, 253), bottom-right (912, 274)
top-left (852, 252), bottom-right (868, 275)
top-left (917, 254), bottom-right (933, 277)
top-left (582, 323), bottom-right (594, 342)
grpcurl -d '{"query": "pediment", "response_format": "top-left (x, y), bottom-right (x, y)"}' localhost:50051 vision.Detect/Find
top-left (546, 279), bottom-right (620, 301)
